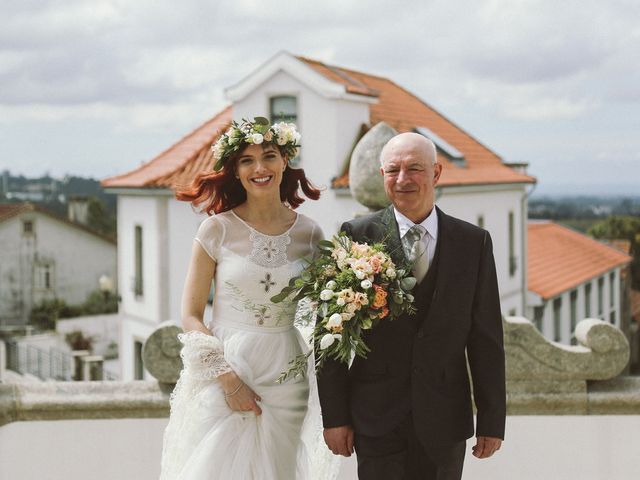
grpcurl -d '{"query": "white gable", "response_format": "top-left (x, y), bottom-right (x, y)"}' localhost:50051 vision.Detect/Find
top-left (225, 51), bottom-right (376, 104)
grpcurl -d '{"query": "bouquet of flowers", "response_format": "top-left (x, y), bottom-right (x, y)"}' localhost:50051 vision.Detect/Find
top-left (271, 233), bottom-right (417, 382)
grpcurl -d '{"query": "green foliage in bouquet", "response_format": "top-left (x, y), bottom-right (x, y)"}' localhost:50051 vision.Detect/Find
top-left (272, 233), bottom-right (417, 383)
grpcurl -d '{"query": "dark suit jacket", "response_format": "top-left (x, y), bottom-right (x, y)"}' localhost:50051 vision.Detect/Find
top-left (317, 205), bottom-right (506, 447)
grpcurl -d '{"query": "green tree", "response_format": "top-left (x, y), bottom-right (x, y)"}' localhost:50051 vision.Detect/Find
top-left (86, 196), bottom-right (116, 238)
top-left (30, 299), bottom-right (82, 330)
top-left (588, 215), bottom-right (640, 289)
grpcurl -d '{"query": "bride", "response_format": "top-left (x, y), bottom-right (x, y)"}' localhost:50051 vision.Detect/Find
top-left (159, 118), bottom-right (331, 479)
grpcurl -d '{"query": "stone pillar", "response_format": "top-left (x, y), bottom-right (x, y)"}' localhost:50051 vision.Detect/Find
top-left (81, 355), bottom-right (104, 381)
top-left (71, 350), bottom-right (89, 381)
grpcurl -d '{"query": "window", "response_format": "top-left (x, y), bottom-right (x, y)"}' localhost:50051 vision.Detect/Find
top-left (134, 340), bottom-right (144, 380)
top-left (414, 126), bottom-right (465, 165)
top-left (270, 96), bottom-right (300, 165)
top-left (134, 225), bottom-right (143, 296)
top-left (533, 306), bottom-right (544, 332)
top-left (585, 283), bottom-right (592, 317)
top-left (35, 263), bottom-right (54, 290)
top-left (609, 272), bottom-right (615, 308)
top-left (270, 96), bottom-right (297, 124)
top-left (570, 290), bottom-right (577, 345)
top-left (477, 215), bottom-right (484, 229)
top-left (23, 220), bottom-right (34, 235)
top-left (553, 298), bottom-right (562, 342)
top-left (598, 277), bottom-right (604, 316)
top-left (508, 211), bottom-right (516, 277)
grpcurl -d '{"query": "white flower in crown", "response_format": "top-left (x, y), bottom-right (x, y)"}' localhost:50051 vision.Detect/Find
top-left (211, 117), bottom-right (301, 171)
top-left (212, 140), bottom-right (225, 161)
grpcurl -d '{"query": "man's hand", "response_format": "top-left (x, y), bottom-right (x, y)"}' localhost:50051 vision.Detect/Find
top-left (323, 425), bottom-right (355, 457)
top-left (472, 436), bottom-right (502, 459)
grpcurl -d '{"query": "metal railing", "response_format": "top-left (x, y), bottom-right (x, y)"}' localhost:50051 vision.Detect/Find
top-left (5, 341), bottom-right (73, 381)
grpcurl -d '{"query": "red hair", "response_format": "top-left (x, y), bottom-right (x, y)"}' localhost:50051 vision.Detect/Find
top-left (175, 145), bottom-right (321, 215)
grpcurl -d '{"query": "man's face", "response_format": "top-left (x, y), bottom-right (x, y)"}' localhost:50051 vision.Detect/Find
top-left (380, 141), bottom-right (441, 222)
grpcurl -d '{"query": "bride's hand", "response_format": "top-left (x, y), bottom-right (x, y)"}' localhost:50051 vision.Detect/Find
top-left (219, 371), bottom-right (262, 416)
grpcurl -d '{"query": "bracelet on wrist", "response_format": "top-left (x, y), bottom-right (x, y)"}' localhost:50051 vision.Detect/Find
top-left (224, 381), bottom-right (244, 397)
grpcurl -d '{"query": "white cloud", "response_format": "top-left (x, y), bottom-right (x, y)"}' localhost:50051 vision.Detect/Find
top-left (1, 0), bottom-right (639, 188)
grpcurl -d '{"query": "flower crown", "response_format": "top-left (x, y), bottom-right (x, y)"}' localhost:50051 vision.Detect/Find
top-left (211, 117), bottom-right (301, 171)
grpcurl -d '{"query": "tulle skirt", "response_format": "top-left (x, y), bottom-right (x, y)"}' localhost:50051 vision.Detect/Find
top-left (160, 322), bottom-right (337, 480)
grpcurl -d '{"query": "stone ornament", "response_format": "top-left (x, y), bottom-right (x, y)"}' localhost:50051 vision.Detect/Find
top-left (349, 122), bottom-right (397, 210)
top-left (142, 322), bottom-right (183, 384)
top-left (504, 316), bottom-right (631, 414)
top-left (504, 316), bottom-right (629, 383)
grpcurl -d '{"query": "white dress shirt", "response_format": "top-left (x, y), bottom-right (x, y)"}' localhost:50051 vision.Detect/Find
top-left (394, 206), bottom-right (438, 266)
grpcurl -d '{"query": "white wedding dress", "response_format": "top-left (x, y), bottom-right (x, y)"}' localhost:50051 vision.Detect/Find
top-left (160, 210), bottom-right (340, 480)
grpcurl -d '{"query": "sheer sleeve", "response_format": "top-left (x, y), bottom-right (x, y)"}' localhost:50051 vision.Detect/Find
top-left (309, 220), bottom-right (325, 259)
top-left (194, 215), bottom-right (225, 262)
top-left (177, 330), bottom-right (233, 380)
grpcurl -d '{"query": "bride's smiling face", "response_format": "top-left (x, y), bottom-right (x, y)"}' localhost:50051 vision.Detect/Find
top-left (234, 144), bottom-right (287, 196)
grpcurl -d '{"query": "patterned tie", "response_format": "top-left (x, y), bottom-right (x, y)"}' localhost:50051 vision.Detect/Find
top-left (402, 224), bottom-right (429, 282)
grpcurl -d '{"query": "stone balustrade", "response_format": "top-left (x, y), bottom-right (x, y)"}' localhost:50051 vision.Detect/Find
top-left (1, 316), bottom-right (638, 427)
top-left (504, 315), bottom-right (636, 414)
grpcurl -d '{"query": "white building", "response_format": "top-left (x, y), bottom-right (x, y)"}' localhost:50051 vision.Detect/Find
top-left (0, 203), bottom-right (117, 326)
top-left (103, 52), bottom-right (537, 380)
top-left (526, 221), bottom-right (631, 344)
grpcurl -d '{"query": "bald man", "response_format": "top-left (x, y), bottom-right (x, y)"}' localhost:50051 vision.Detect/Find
top-left (318, 133), bottom-right (506, 480)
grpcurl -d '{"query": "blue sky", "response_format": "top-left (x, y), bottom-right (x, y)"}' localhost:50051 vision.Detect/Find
top-left (1, 0), bottom-right (639, 195)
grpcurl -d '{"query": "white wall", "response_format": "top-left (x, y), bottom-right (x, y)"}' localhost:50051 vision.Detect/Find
top-left (0, 212), bottom-right (116, 325)
top-left (2, 416), bottom-right (639, 480)
top-left (119, 313), bottom-right (156, 380)
top-left (167, 199), bottom-right (207, 323)
top-left (528, 269), bottom-right (621, 344)
top-left (438, 185), bottom-right (526, 315)
top-left (118, 194), bottom-right (171, 380)
top-left (231, 68), bottom-right (371, 238)
top-left (118, 195), bottom-right (164, 322)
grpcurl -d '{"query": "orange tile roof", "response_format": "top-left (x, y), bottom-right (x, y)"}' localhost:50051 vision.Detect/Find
top-left (296, 57), bottom-right (536, 189)
top-left (101, 106), bottom-right (232, 188)
top-left (299, 56), bottom-right (379, 97)
top-left (528, 221), bottom-right (632, 300)
top-left (0, 203), bottom-right (32, 222)
top-left (605, 239), bottom-right (632, 255)
top-left (104, 56), bottom-right (535, 190)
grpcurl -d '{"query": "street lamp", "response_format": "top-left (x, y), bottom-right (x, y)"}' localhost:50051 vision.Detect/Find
top-left (99, 274), bottom-right (114, 301)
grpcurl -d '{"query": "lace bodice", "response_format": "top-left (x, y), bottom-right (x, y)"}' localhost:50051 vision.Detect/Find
top-left (195, 210), bottom-right (323, 330)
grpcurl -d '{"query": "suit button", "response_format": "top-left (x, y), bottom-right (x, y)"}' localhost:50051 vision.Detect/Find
top-left (417, 331), bottom-right (424, 339)
top-left (413, 367), bottom-right (421, 375)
